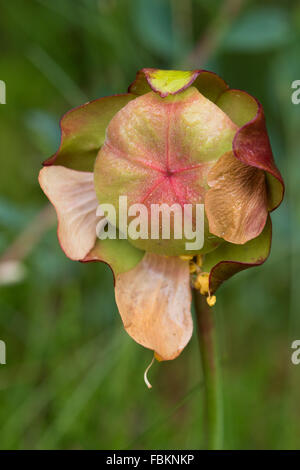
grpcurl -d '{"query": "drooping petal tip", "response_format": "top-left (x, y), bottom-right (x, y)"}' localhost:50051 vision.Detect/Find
top-left (114, 253), bottom-right (193, 360)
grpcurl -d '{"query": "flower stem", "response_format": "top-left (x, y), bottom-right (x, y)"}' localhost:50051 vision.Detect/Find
top-left (193, 289), bottom-right (223, 450)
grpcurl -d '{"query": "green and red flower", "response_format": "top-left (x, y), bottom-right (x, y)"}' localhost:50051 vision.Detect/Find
top-left (39, 68), bottom-right (284, 361)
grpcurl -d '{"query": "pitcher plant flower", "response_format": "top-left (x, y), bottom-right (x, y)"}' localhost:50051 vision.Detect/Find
top-left (39, 69), bottom-right (284, 365)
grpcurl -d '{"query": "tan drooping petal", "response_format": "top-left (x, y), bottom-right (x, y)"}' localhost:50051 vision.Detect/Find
top-left (115, 253), bottom-right (193, 361)
top-left (39, 166), bottom-right (99, 260)
top-left (205, 151), bottom-right (268, 244)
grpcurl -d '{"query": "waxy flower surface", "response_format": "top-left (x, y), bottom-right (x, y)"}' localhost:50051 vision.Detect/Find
top-left (39, 69), bottom-right (284, 361)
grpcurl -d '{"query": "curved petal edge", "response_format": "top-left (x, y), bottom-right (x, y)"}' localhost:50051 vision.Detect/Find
top-left (82, 237), bottom-right (145, 279)
top-left (43, 93), bottom-right (137, 172)
top-left (205, 151), bottom-right (268, 244)
top-left (217, 89), bottom-right (284, 211)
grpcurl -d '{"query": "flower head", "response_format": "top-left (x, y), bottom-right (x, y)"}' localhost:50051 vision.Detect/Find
top-left (39, 69), bottom-right (284, 361)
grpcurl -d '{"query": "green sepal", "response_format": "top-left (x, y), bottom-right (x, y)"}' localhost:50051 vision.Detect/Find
top-left (203, 216), bottom-right (272, 293)
top-left (82, 235), bottom-right (145, 277)
top-left (44, 94), bottom-right (136, 172)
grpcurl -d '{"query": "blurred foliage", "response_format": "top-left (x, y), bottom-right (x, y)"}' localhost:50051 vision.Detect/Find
top-left (0, 0), bottom-right (299, 450)
top-left (222, 6), bottom-right (292, 52)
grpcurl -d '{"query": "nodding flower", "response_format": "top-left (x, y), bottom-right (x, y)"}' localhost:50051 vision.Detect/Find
top-left (39, 69), bottom-right (284, 361)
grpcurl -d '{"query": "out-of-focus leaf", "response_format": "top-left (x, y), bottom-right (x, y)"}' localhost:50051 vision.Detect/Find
top-left (223, 7), bottom-right (292, 52)
top-left (132, 0), bottom-right (182, 60)
top-left (25, 110), bottom-right (60, 154)
top-left (0, 199), bottom-right (30, 230)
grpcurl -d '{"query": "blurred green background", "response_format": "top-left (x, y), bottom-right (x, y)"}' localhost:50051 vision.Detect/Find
top-left (0, 0), bottom-right (299, 450)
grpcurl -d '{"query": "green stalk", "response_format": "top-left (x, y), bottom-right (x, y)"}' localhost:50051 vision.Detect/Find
top-left (193, 289), bottom-right (223, 450)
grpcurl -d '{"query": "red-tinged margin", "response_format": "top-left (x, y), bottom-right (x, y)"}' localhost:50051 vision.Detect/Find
top-left (205, 216), bottom-right (272, 294)
top-left (81, 256), bottom-right (117, 285)
top-left (43, 93), bottom-right (136, 172)
top-left (217, 89), bottom-right (285, 212)
top-left (80, 237), bottom-right (145, 283)
top-left (128, 68), bottom-right (229, 101)
top-left (233, 97), bottom-right (284, 211)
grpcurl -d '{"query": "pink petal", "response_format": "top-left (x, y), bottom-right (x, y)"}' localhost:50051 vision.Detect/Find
top-left (39, 166), bottom-right (98, 260)
top-left (115, 253), bottom-right (193, 360)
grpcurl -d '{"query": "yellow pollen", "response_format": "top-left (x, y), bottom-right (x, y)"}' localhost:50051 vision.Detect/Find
top-left (196, 255), bottom-right (203, 267)
top-left (196, 273), bottom-right (209, 295)
top-left (179, 255), bottom-right (194, 261)
top-left (206, 295), bottom-right (216, 307)
top-left (189, 262), bottom-right (197, 274)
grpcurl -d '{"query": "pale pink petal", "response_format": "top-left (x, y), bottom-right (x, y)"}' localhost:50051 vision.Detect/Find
top-left (205, 151), bottom-right (268, 244)
top-left (39, 166), bottom-right (98, 260)
top-left (115, 253), bottom-right (193, 360)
